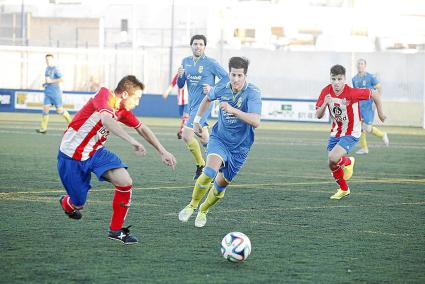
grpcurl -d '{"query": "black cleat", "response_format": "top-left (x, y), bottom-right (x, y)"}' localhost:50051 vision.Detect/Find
top-left (59, 196), bottom-right (82, 220)
top-left (36, 129), bottom-right (47, 134)
top-left (108, 226), bottom-right (138, 245)
top-left (177, 131), bottom-right (182, 139)
top-left (193, 165), bottom-right (204, 180)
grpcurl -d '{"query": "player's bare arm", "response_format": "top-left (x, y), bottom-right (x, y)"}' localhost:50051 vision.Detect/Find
top-left (135, 124), bottom-right (177, 169)
top-left (370, 90), bottom-right (387, 122)
top-left (220, 102), bottom-right (261, 128)
top-left (193, 96), bottom-right (212, 137)
top-left (100, 112), bottom-right (146, 156)
top-left (315, 94), bottom-right (331, 119)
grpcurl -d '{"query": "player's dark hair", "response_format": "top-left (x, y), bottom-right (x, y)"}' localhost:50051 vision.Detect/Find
top-left (330, 65), bottom-right (346, 76)
top-left (229, 57), bottom-right (249, 74)
top-left (115, 75), bottom-right (145, 95)
top-left (190, 34), bottom-right (207, 46)
top-left (45, 54), bottom-right (54, 58)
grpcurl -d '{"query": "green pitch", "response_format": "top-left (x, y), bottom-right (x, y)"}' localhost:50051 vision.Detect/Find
top-left (1, 113), bottom-right (424, 283)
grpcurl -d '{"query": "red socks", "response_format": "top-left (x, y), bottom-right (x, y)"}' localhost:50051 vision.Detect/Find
top-left (110, 185), bottom-right (132, 231)
top-left (61, 195), bottom-right (76, 213)
top-left (337, 156), bottom-right (351, 167)
top-left (332, 166), bottom-right (349, 191)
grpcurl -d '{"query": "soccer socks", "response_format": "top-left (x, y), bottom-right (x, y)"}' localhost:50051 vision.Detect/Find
top-left (62, 110), bottom-right (72, 124)
top-left (359, 132), bottom-right (368, 151)
top-left (199, 185), bottom-right (226, 213)
top-left (110, 185), bottom-right (132, 231)
top-left (337, 156), bottom-right (351, 167)
top-left (332, 166), bottom-right (349, 191)
top-left (189, 173), bottom-right (213, 208)
top-left (40, 114), bottom-right (49, 131)
top-left (371, 126), bottom-right (385, 138)
top-left (61, 195), bottom-right (76, 213)
top-left (187, 138), bottom-right (205, 167)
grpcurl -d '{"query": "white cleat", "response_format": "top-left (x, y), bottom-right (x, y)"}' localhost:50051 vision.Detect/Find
top-left (194, 211), bottom-right (207, 228)
top-left (356, 148), bottom-right (369, 155)
top-left (178, 205), bottom-right (195, 222)
top-left (383, 132), bottom-right (389, 146)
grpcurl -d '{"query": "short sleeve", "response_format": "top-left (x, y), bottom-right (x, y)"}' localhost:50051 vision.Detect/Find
top-left (247, 86), bottom-right (262, 115)
top-left (54, 67), bottom-right (63, 79)
top-left (116, 109), bottom-right (142, 128)
top-left (351, 88), bottom-right (371, 102)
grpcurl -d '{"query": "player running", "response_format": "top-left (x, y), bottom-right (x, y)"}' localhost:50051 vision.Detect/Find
top-left (57, 75), bottom-right (176, 244)
top-left (178, 57), bottom-right (262, 227)
top-left (177, 34), bottom-right (228, 179)
top-left (352, 58), bottom-right (389, 154)
top-left (316, 65), bottom-right (386, 200)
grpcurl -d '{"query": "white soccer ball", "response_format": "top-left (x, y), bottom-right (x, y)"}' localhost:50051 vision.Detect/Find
top-left (221, 232), bottom-right (252, 262)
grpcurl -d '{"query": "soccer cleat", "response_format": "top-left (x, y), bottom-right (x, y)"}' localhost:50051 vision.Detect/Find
top-left (343, 157), bottom-right (355, 180)
top-left (193, 165), bottom-right (204, 180)
top-left (177, 131), bottom-right (182, 139)
top-left (108, 226), bottom-right (138, 245)
top-left (194, 211), bottom-right (207, 228)
top-left (36, 129), bottom-right (47, 134)
top-left (178, 205), bottom-right (195, 222)
top-left (59, 196), bottom-right (82, 220)
top-left (355, 148), bottom-right (369, 155)
top-left (383, 132), bottom-right (389, 146)
top-left (330, 188), bottom-right (351, 200)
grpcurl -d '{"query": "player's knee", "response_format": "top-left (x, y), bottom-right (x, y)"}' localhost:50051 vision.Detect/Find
top-left (203, 166), bottom-right (217, 179)
top-left (365, 124), bottom-right (373, 133)
top-left (56, 107), bottom-right (64, 114)
top-left (213, 182), bottom-right (226, 199)
top-left (327, 155), bottom-right (339, 168)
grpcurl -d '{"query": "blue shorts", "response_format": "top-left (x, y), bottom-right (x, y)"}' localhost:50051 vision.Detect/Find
top-left (327, 136), bottom-right (359, 153)
top-left (360, 100), bottom-right (375, 125)
top-left (57, 147), bottom-right (127, 207)
top-left (185, 104), bottom-right (212, 129)
top-left (44, 92), bottom-right (63, 108)
top-left (178, 104), bottom-right (188, 117)
top-left (207, 137), bottom-right (248, 182)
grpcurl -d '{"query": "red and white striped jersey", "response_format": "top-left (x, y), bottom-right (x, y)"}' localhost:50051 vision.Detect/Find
top-left (171, 73), bottom-right (188, 106)
top-left (316, 84), bottom-right (371, 138)
top-left (59, 87), bottom-right (142, 161)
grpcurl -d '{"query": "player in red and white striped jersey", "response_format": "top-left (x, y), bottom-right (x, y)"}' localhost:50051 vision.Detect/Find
top-left (57, 75), bottom-right (176, 244)
top-left (163, 73), bottom-right (189, 139)
top-left (316, 65), bottom-right (386, 200)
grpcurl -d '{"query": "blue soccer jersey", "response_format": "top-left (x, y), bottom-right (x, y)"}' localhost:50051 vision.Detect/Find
top-left (352, 72), bottom-right (379, 124)
top-left (44, 66), bottom-right (63, 95)
top-left (177, 55), bottom-right (227, 114)
top-left (208, 81), bottom-right (262, 153)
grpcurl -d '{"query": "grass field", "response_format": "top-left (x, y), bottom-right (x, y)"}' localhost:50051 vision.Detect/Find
top-left (1, 113), bottom-right (424, 283)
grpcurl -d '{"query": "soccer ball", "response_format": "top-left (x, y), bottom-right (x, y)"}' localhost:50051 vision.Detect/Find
top-left (221, 232), bottom-right (252, 262)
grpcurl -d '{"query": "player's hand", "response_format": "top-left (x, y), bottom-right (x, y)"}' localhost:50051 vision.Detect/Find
top-left (202, 84), bottom-right (211, 94)
top-left (194, 122), bottom-right (203, 137)
top-left (324, 94), bottom-right (332, 105)
top-left (220, 102), bottom-right (235, 114)
top-left (178, 65), bottom-right (185, 78)
top-left (162, 85), bottom-right (173, 99)
top-left (133, 143), bottom-right (147, 157)
top-left (161, 151), bottom-right (177, 170)
top-left (378, 112), bottom-right (387, 123)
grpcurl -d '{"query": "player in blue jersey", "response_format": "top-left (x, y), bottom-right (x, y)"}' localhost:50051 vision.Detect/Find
top-left (36, 54), bottom-right (72, 134)
top-left (177, 35), bottom-right (228, 179)
top-left (178, 56), bottom-right (262, 227)
top-left (352, 58), bottom-right (389, 154)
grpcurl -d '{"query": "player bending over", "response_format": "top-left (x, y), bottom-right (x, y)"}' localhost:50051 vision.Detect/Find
top-left (57, 75), bottom-right (176, 244)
